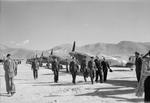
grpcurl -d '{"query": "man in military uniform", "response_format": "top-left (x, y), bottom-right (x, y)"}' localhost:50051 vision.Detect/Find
top-left (94, 56), bottom-right (103, 83)
top-left (69, 57), bottom-right (78, 84)
top-left (52, 58), bottom-right (60, 83)
top-left (135, 52), bottom-right (142, 82)
top-left (31, 59), bottom-right (39, 80)
top-left (88, 57), bottom-right (96, 84)
top-left (80, 59), bottom-right (88, 82)
top-left (3, 54), bottom-right (16, 96)
top-left (101, 57), bottom-right (111, 82)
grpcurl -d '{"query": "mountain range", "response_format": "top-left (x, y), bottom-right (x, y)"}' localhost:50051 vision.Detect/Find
top-left (0, 41), bottom-right (150, 60)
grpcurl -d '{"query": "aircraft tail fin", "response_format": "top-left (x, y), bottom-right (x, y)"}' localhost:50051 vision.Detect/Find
top-left (72, 41), bottom-right (76, 52)
top-left (50, 49), bottom-right (53, 55)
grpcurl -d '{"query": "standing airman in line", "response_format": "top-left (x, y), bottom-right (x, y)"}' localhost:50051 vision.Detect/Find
top-left (88, 57), bottom-right (96, 84)
top-left (3, 54), bottom-right (16, 96)
top-left (52, 58), bottom-right (60, 83)
top-left (69, 57), bottom-right (79, 84)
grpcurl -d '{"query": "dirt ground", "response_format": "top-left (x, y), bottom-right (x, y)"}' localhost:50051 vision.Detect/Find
top-left (0, 62), bottom-right (144, 103)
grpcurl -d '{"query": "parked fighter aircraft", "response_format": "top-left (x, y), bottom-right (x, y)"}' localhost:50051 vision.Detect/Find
top-left (0, 59), bottom-right (3, 63)
top-left (125, 56), bottom-right (136, 68)
top-left (35, 49), bottom-right (71, 72)
top-left (69, 41), bottom-right (93, 65)
top-left (47, 49), bottom-right (71, 71)
top-left (69, 41), bottom-right (127, 67)
top-left (26, 54), bottom-right (40, 64)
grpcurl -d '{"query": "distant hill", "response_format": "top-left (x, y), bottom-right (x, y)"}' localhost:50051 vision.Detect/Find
top-left (50, 41), bottom-right (150, 60)
top-left (0, 41), bottom-right (150, 60)
top-left (80, 41), bottom-right (150, 57)
top-left (0, 44), bottom-right (35, 59)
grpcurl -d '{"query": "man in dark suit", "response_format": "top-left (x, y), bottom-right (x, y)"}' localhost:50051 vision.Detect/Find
top-left (52, 58), bottom-right (60, 83)
top-left (101, 57), bottom-right (111, 82)
top-left (88, 57), bottom-right (96, 84)
top-left (4, 54), bottom-right (16, 96)
top-left (69, 57), bottom-right (78, 84)
top-left (135, 52), bottom-right (142, 82)
top-left (94, 56), bottom-right (103, 83)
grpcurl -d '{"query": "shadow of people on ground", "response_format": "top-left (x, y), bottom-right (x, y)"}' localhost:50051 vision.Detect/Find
top-left (0, 93), bottom-right (10, 97)
top-left (106, 79), bottom-right (137, 88)
top-left (75, 79), bottom-right (142, 103)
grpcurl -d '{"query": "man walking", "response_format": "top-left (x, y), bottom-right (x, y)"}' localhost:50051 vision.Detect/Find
top-left (135, 52), bottom-right (142, 82)
top-left (69, 57), bottom-right (78, 84)
top-left (94, 56), bottom-right (103, 83)
top-left (3, 54), bottom-right (16, 96)
top-left (52, 58), bottom-right (59, 83)
top-left (80, 59), bottom-right (88, 82)
top-left (31, 59), bottom-right (39, 79)
top-left (88, 57), bottom-right (96, 84)
top-left (101, 57), bottom-right (111, 82)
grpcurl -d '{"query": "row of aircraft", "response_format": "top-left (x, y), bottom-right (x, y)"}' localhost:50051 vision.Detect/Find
top-left (27, 41), bottom-right (134, 70)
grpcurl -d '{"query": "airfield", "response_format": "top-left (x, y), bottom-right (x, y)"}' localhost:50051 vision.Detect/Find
top-left (0, 62), bottom-right (144, 103)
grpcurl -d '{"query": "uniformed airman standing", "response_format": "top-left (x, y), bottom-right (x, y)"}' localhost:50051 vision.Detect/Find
top-left (94, 56), bottom-right (103, 83)
top-left (31, 59), bottom-right (39, 80)
top-left (52, 58), bottom-right (60, 83)
top-left (135, 52), bottom-right (142, 82)
top-left (3, 54), bottom-right (16, 96)
top-left (101, 57), bottom-right (111, 82)
top-left (81, 59), bottom-right (88, 82)
top-left (88, 57), bottom-right (96, 84)
top-left (69, 57), bottom-right (78, 84)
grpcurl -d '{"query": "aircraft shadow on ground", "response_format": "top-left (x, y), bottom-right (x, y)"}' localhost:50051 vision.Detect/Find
top-left (75, 79), bottom-right (143, 103)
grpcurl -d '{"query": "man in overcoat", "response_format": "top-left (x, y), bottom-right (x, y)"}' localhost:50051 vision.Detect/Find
top-left (4, 54), bottom-right (16, 96)
top-left (52, 58), bottom-right (60, 83)
top-left (31, 59), bottom-right (39, 79)
top-left (69, 57), bottom-right (78, 84)
top-left (135, 52), bottom-right (142, 82)
top-left (88, 57), bottom-right (96, 84)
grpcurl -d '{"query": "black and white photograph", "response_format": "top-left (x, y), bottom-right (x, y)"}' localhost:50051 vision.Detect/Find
top-left (0, 0), bottom-right (150, 103)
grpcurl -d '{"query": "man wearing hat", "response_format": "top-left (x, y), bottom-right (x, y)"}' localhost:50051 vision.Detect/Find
top-left (31, 59), bottom-right (39, 80)
top-left (52, 57), bottom-right (60, 83)
top-left (101, 57), bottom-right (111, 82)
top-left (69, 57), bottom-right (79, 84)
top-left (94, 56), bottom-right (103, 83)
top-left (80, 58), bottom-right (88, 82)
top-left (88, 56), bottom-right (96, 84)
top-left (135, 51), bottom-right (142, 82)
top-left (3, 54), bottom-right (16, 96)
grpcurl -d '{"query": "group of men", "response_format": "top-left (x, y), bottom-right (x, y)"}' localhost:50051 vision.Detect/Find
top-left (80, 56), bottom-right (112, 84)
top-left (65, 56), bottom-right (111, 84)
top-left (31, 55), bottom-right (111, 85)
top-left (3, 51), bottom-right (150, 102)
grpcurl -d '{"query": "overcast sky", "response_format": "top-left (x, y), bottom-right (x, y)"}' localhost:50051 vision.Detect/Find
top-left (0, 0), bottom-right (150, 50)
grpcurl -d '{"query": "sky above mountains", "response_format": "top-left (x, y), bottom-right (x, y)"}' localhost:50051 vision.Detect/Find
top-left (0, 0), bottom-right (150, 50)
